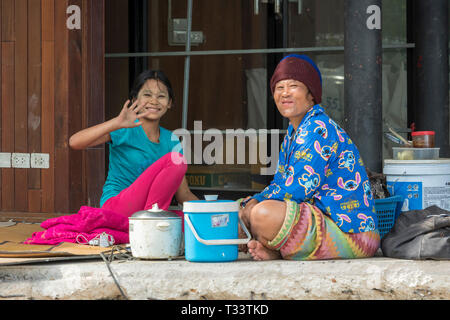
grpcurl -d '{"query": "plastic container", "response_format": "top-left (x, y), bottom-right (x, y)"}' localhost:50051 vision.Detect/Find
top-left (412, 131), bottom-right (435, 148)
top-left (393, 147), bottom-right (440, 160)
top-left (383, 159), bottom-right (450, 212)
top-left (374, 195), bottom-right (403, 238)
top-left (183, 199), bottom-right (251, 262)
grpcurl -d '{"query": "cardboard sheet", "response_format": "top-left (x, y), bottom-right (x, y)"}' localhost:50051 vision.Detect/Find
top-left (0, 222), bottom-right (114, 260)
top-left (0, 255), bottom-right (102, 266)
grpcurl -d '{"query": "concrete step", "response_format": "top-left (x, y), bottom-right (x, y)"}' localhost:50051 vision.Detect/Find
top-left (0, 253), bottom-right (449, 300)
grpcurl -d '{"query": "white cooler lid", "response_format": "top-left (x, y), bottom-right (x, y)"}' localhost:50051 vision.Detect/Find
top-left (384, 158), bottom-right (450, 175)
top-left (183, 200), bottom-right (239, 213)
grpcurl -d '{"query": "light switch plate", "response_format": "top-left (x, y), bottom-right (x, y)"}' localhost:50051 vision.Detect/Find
top-left (168, 18), bottom-right (204, 46)
top-left (0, 153), bottom-right (11, 168)
top-left (12, 153), bottom-right (30, 168)
top-left (31, 153), bottom-right (50, 169)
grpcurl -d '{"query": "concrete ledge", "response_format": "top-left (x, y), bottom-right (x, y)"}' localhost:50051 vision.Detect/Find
top-left (0, 254), bottom-right (449, 300)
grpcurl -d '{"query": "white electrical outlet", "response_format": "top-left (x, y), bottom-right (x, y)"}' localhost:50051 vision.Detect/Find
top-left (12, 153), bottom-right (30, 168)
top-left (31, 153), bottom-right (50, 169)
top-left (0, 153), bottom-right (11, 168)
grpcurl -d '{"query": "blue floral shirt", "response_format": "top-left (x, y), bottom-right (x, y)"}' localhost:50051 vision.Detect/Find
top-left (252, 104), bottom-right (377, 233)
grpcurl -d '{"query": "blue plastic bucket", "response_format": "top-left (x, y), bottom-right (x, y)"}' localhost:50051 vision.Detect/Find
top-left (183, 199), bottom-right (251, 262)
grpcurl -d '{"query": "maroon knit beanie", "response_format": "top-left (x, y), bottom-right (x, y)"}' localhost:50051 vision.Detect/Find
top-left (270, 56), bottom-right (322, 104)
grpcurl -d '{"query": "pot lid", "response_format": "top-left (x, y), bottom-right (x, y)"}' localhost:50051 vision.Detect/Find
top-left (129, 203), bottom-right (181, 220)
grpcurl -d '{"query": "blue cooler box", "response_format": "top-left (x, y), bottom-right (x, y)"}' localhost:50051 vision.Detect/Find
top-left (183, 199), bottom-right (251, 262)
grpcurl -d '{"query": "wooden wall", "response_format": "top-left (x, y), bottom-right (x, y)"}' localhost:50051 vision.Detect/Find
top-left (0, 0), bottom-right (105, 217)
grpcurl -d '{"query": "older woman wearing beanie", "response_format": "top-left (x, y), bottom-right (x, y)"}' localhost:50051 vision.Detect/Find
top-left (239, 54), bottom-right (380, 260)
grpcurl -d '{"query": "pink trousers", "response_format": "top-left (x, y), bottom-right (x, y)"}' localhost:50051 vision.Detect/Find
top-left (101, 152), bottom-right (187, 218)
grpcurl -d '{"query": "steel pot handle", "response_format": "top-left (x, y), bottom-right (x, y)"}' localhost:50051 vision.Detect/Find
top-left (184, 215), bottom-right (251, 246)
top-left (156, 221), bottom-right (171, 231)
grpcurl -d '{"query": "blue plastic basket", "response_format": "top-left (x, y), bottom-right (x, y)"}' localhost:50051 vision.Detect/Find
top-left (374, 195), bottom-right (403, 238)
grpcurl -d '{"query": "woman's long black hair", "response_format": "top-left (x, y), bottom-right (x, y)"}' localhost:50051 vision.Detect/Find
top-left (129, 70), bottom-right (175, 106)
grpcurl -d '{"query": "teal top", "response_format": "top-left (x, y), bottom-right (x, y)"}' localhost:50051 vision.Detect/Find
top-left (99, 125), bottom-right (183, 207)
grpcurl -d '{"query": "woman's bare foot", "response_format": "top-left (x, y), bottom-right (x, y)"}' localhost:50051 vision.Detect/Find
top-left (247, 240), bottom-right (281, 261)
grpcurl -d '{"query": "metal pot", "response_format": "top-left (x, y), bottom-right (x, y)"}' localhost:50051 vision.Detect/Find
top-left (129, 203), bottom-right (182, 259)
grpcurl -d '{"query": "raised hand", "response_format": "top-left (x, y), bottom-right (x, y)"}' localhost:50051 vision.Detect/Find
top-left (116, 99), bottom-right (152, 128)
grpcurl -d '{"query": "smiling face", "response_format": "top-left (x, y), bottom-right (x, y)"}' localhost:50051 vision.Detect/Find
top-left (273, 79), bottom-right (315, 130)
top-left (135, 79), bottom-right (172, 121)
